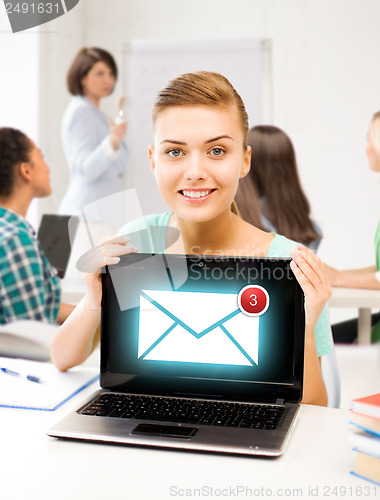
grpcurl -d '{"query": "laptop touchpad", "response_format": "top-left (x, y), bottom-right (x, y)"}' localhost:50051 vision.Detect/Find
top-left (132, 423), bottom-right (198, 438)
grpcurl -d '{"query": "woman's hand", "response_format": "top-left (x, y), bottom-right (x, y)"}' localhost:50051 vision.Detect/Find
top-left (290, 244), bottom-right (332, 331)
top-left (77, 235), bottom-right (138, 310)
top-left (109, 117), bottom-right (128, 150)
top-left (51, 236), bottom-right (137, 372)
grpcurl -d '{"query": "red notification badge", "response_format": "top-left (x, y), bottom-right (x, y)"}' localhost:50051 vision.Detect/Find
top-left (238, 285), bottom-right (269, 317)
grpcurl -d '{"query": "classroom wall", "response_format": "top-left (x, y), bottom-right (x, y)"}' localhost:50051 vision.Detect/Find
top-left (1, 0), bottom-right (379, 323)
top-left (0, 11), bottom-right (40, 225)
top-left (36, 0), bottom-right (380, 264)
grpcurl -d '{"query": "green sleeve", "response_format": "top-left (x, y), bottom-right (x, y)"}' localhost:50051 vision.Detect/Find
top-left (374, 220), bottom-right (380, 271)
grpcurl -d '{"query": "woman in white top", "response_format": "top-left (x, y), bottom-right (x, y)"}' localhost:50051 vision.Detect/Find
top-left (59, 47), bottom-right (128, 226)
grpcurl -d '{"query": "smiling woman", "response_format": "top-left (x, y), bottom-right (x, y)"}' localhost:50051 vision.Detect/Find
top-left (51, 71), bottom-right (333, 407)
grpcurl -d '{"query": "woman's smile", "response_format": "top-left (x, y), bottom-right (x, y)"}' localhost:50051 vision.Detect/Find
top-left (179, 188), bottom-right (216, 202)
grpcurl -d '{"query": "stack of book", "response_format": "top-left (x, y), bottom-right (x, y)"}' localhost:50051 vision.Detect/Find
top-left (349, 393), bottom-right (380, 486)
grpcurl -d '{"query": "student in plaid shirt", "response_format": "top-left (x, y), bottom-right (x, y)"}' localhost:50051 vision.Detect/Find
top-left (0, 128), bottom-right (74, 325)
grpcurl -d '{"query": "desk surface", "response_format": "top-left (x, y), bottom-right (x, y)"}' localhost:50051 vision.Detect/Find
top-left (335, 344), bottom-right (380, 409)
top-left (2, 403), bottom-right (378, 499)
top-left (330, 287), bottom-right (380, 308)
top-left (1, 347), bottom-right (379, 500)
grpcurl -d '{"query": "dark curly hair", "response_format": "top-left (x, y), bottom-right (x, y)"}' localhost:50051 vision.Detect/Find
top-left (0, 127), bottom-right (33, 197)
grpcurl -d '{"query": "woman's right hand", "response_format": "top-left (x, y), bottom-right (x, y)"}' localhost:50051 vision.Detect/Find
top-left (77, 235), bottom-right (138, 310)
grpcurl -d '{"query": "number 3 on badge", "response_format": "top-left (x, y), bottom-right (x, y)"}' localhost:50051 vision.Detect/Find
top-left (238, 285), bottom-right (269, 317)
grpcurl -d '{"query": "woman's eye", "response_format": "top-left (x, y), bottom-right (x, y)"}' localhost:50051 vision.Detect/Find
top-left (210, 147), bottom-right (224, 156)
top-left (168, 149), bottom-right (182, 157)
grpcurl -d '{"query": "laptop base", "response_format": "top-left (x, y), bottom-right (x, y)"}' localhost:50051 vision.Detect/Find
top-left (48, 390), bottom-right (300, 457)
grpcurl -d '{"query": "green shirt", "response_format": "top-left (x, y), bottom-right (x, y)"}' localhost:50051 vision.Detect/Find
top-left (375, 220), bottom-right (380, 271)
top-left (0, 207), bottom-right (61, 324)
top-left (119, 212), bottom-right (333, 357)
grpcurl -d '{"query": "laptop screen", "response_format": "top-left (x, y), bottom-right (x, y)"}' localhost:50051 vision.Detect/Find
top-left (37, 214), bottom-right (79, 278)
top-left (101, 254), bottom-right (305, 403)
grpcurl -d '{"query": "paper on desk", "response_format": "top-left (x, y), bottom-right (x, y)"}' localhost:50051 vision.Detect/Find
top-left (0, 357), bottom-right (99, 411)
top-left (0, 320), bottom-right (58, 361)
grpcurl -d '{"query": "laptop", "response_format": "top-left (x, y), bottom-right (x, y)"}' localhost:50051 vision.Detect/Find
top-left (48, 253), bottom-right (305, 457)
top-left (37, 214), bottom-right (79, 278)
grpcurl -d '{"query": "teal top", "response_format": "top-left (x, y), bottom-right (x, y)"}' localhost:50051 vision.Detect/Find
top-left (375, 220), bottom-right (380, 271)
top-left (119, 212), bottom-right (333, 357)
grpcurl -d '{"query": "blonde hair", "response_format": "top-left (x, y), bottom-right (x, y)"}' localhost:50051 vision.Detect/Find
top-left (152, 71), bottom-right (249, 146)
top-left (370, 111), bottom-right (380, 164)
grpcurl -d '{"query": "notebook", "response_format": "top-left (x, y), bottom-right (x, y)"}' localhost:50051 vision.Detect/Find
top-left (0, 356), bottom-right (99, 411)
top-left (48, 253), bottom-right (305, 457)
top-left (37, 214), bottom-right (79, 278)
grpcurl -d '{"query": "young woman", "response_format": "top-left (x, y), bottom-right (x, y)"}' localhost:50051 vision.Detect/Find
top-left (235, 125), bottom-right (322, 251)
top-left (0, 127), bottom-right (74, 324)
top-left (324, 111), bottom-right (380, 343)
top-left (51, 71), bottom-right (332, 406)
top-left (58, 47), bottom-right (128, 227)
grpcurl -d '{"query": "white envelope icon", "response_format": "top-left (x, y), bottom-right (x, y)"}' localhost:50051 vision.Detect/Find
top-left (138, 290), bottom-right (259, 366)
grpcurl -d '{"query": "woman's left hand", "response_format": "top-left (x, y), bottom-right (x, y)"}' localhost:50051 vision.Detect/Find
top-left (290, 244), bottom-right (332, 331)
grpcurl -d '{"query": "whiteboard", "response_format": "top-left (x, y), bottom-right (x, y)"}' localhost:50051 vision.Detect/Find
top-left (123, 38), bottom-right (272, 215)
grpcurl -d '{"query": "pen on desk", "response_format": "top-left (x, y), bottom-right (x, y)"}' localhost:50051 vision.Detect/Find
top-left (0, 367), bottom-right (42, 384)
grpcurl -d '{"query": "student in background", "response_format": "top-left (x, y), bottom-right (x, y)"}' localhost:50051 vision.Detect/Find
top-left (235, 125), bottom-right (323, 251)
top-left (0, 127), bottom-right (74, 325)
top-left (59, 47), bottom-right (128, 227)
top-left (51, 71), bottom-right (332, 406)
top-left (324, 111), bottom-right (380, 343)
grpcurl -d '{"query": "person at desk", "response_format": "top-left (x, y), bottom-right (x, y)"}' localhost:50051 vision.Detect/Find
top-left (58, 47), bottom-right (128, 226)
top-left (235, 125), bottom-right (323, 252)
top-left (51, 71), bottom-right (333, 406)
top-left (324, 110), bottom-right (380, 343)
top-left (0, 128), bottom-right (74, 325)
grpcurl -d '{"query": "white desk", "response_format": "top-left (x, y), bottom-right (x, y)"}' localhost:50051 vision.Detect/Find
top-left (1, 347), bottom-right (380, 500)
top-left (61, 282), bottom-right (86, 304)
top-left (335, 344), bottom-right (380, 409)
top-left (329, 287), bottom-right (380, 344)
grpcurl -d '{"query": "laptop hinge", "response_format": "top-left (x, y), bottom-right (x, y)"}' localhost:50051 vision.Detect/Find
top-left (276, 398), bottom-right (285, 405)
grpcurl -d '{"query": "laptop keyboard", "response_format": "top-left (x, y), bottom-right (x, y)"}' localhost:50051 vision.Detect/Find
top-left (79, 394), bottom-right (286, 430)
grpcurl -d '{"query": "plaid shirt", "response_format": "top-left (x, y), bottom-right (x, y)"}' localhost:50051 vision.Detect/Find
top-left (0, 207), bottom-right (61, 325)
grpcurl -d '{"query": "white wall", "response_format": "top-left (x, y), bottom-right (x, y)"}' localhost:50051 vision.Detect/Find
top-left (1, 0), bottom-right (379, 323)
top-left (37, 2), bottom-right (86, 220)
top-left (0, 12), bottom-right (40, 226)
top-left (83, 0), bottom-right (380, 326)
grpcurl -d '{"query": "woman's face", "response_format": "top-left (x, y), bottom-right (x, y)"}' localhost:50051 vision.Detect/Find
top-left (149, 105), bottom-right (250, 224)
top-left (365, 122), bottom-right (380, 172)
top-left (27, 141), bottom-right (52, 197)
top-left (81, 61), bottom-right (115, 103)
